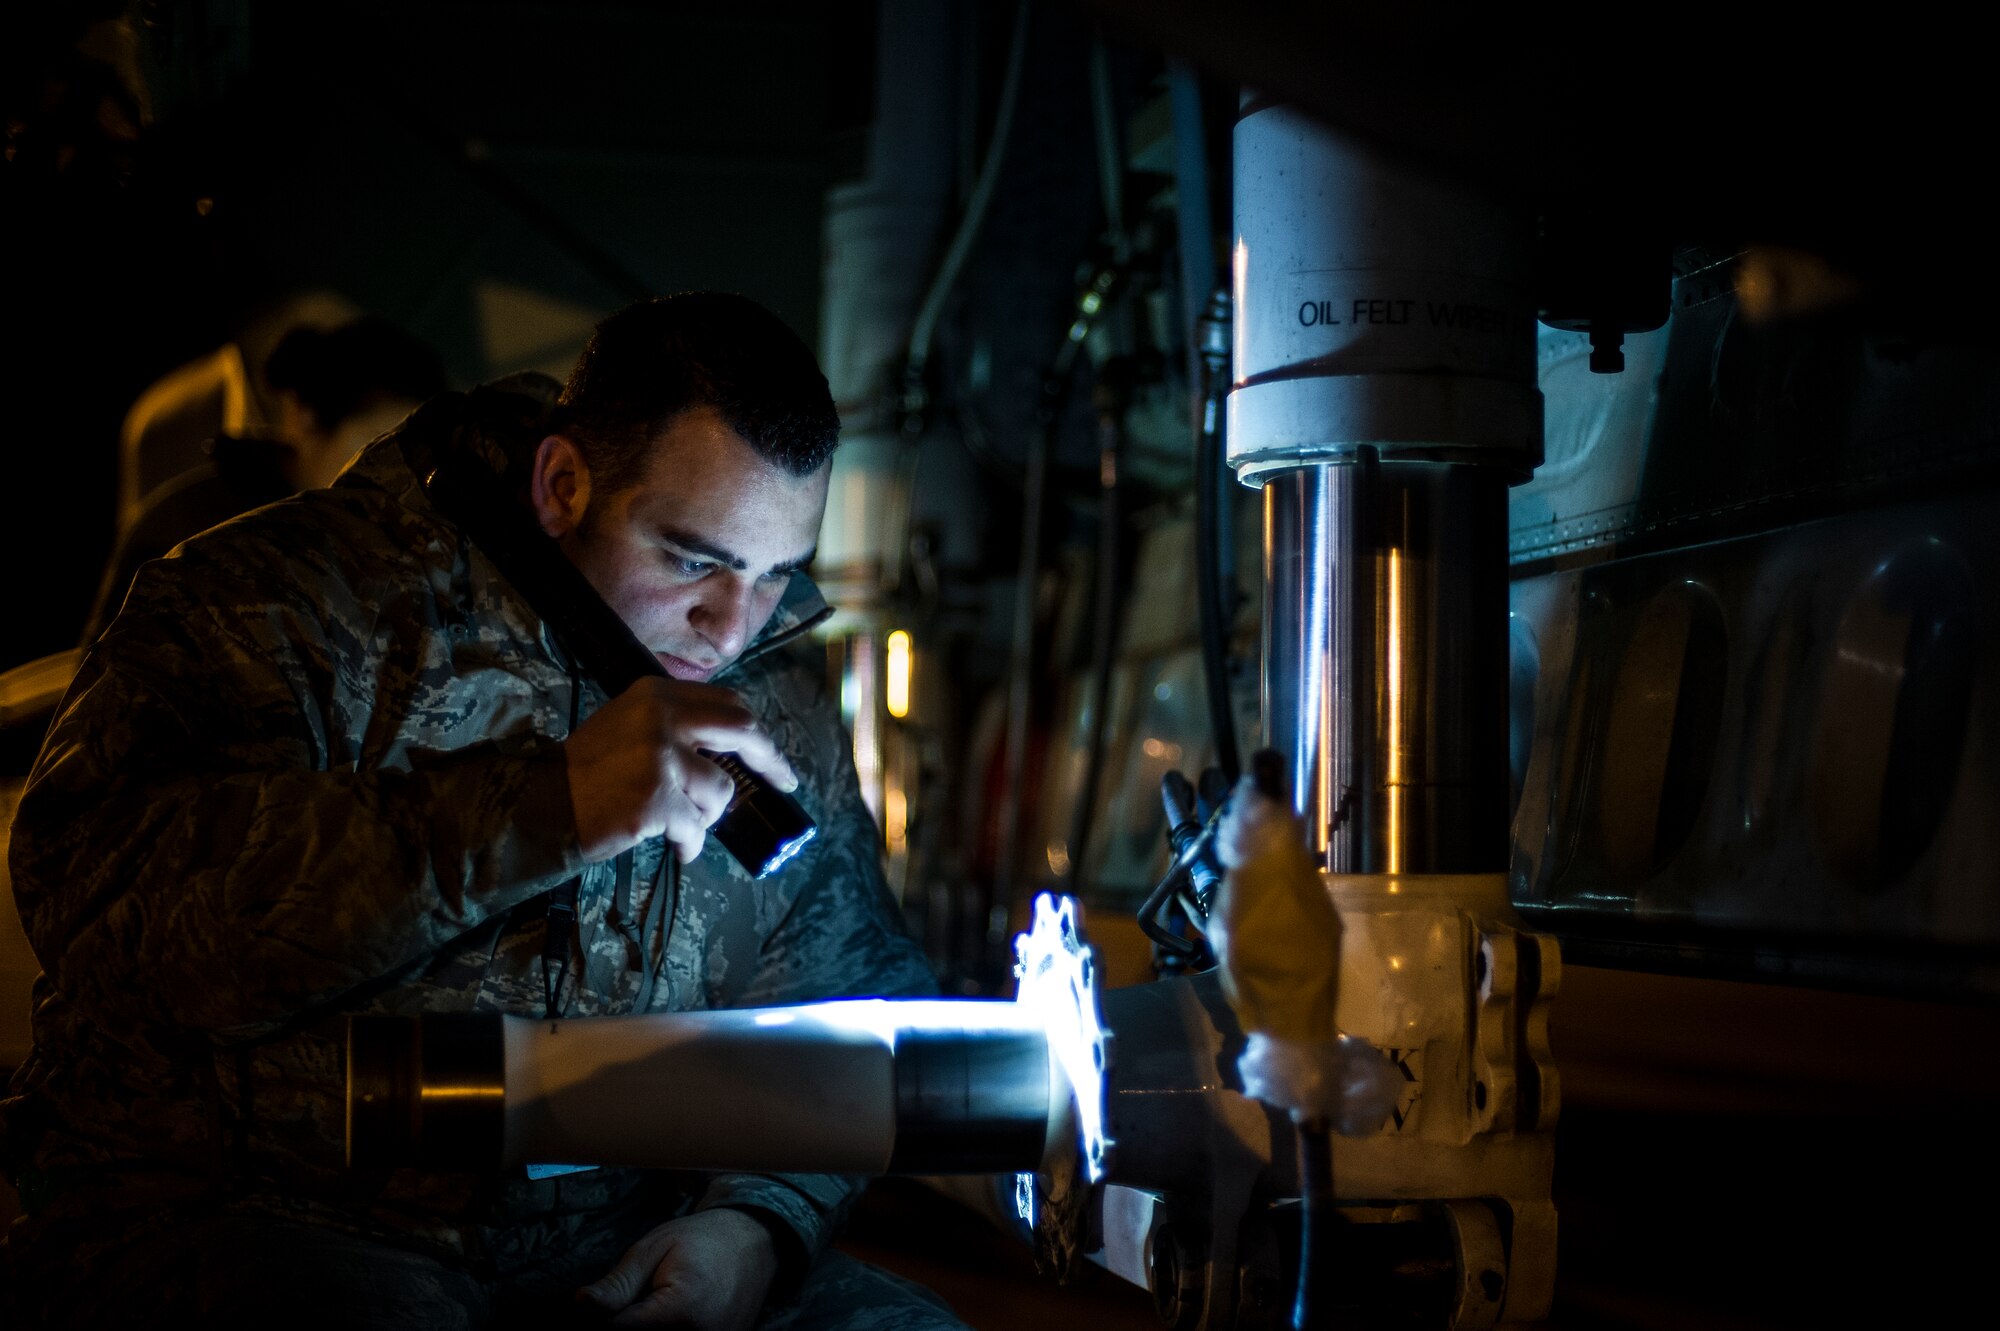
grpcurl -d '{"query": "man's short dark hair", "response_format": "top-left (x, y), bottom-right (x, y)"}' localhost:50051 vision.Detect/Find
top-left (556, 291), bottom-right (839, 492)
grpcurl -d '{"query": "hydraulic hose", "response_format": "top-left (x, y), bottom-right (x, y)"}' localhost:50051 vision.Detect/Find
top-left (1194, 290), bottom-right (1241, 784)
top-left (994, 265), bottom-right (1121, 945)
top-left (1246, 746), bottom-right (1338, 1331)
top-left (1065, 367), bottom-right (1132, 888)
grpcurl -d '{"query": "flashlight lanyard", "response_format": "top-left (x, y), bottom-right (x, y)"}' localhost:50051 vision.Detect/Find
top-left (541, 663), bottom-right (588, 1020)
top-left (541, 879), bottom-right (579, 1020)
top-left (537, 641), bottom-right (685, 1020)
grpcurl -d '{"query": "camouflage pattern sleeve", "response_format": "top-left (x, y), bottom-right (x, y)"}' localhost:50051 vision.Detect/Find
top-left (696, 641), bottom-right (937, 1274)
top-left (8, 513), bottom-right (587, 1041)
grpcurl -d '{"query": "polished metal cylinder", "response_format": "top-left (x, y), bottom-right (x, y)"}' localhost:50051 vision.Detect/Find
top-left (1263, 460), bottom-right (1510, 873)
top-left (1227, 98), bottom-right (1535, 875)
top-left (886, 1022), bottom-right (1055, 1172)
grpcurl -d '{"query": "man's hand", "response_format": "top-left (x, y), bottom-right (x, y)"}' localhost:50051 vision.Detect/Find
top-left (565, 677), bottom-right (799, 864)
top-left (576, 1208), bottom-right (780, 1329)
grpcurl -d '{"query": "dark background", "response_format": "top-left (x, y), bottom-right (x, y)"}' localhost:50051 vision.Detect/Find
top-left (7, 5), bottom-right (1999, 1328)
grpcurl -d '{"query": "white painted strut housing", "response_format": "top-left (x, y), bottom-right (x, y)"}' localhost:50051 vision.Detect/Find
top-left (1227, 101), bottom-right (1541, 482)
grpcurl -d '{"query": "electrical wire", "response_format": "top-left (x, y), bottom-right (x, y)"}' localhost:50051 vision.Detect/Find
top-left (1294, 1117), bottom-right (1338, 1330)
top-left (1135, 801), bottom-right (1221, 958)
top-left (1060, 34), bottom-right (1138, 895)
top-left (1173, 67), bottom-right (1241, 786)
top-left (993, 264), bottom-right (1121, 953)
top-left (1241, 745), bottom-right (1339, 1330)
top-left (1064, 398), bottom-right (1126, 891)
top-left (904, 0), bottom-right (1034, 407)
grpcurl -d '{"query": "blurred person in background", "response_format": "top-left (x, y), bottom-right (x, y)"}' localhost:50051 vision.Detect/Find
top-left (80, 315), bottom-right (448, 643)
top-left (266, 316), bottom-right (446, 493)
top-left (111, 290), bottom-right (365, 541)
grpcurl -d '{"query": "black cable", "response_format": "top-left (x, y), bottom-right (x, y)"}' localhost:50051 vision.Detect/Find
top-left (1246, 746), bottom-right (1337, 1331)
top-left (994, 263), bottom-right (1122, 960)
top-left (1194, 292), bottom-right (1241, 784)
top-left (1065, 367), bottom-right (1133, 887)
top-left (1136, 859), bottom-right (1200, 960)
top-left (1166, 52), bottom-right (1221, 667)
top-left (1137, 773), bottom-right (1220, 960)
top-left (1294, 1118), bottom-right (1337, 1331)
top-left (1160, 769), bottom-right (1224, 916)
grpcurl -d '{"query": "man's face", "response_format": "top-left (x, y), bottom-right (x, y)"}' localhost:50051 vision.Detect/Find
top-left (544, 406), bottom-right (828, 682)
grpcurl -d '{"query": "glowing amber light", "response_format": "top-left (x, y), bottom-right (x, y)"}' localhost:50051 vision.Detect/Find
top-left (885, 784), bottom-right (908, 851)
top-left (886, 630), bottom-right (912, 719)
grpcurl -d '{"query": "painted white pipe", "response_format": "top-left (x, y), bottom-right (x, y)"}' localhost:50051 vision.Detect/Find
top-left (349, 999), bottom-right (1071, 1177)
top-left (503, 1004), bottom-right (900, 1173)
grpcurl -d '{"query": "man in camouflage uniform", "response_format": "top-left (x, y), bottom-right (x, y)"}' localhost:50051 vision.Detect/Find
top-left (3, 293), bottom-right (966, 1330)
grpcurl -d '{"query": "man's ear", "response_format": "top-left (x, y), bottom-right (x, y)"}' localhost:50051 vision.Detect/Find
top-left (529, 434), bottom-right (592, 538)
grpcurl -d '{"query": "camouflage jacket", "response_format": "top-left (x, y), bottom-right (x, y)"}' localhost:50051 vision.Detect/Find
top-left (2, 384), bottom-right (933, 1277)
